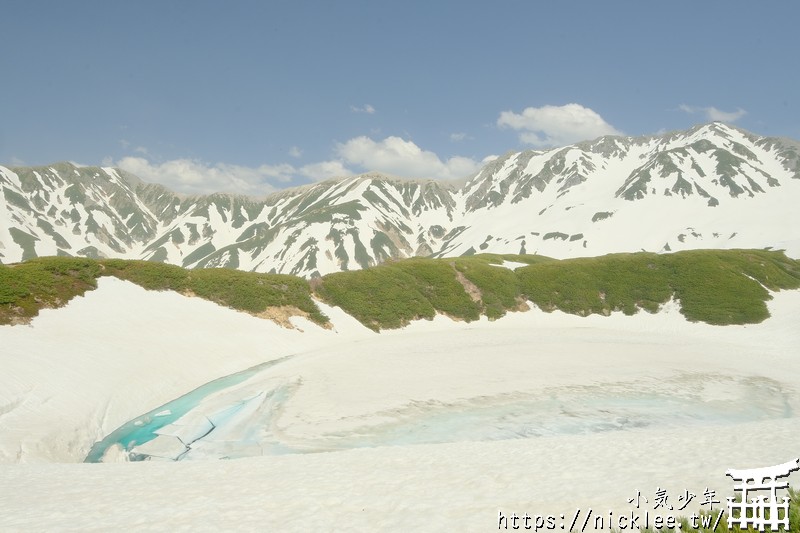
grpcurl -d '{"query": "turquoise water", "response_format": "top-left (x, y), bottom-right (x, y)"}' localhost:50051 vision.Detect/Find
top-left (83, 356), bottom-right (292, 463)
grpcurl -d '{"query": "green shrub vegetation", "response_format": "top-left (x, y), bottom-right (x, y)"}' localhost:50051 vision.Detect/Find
top-left (189, 269), bottom-right (327, 324)
top-left (0, 257), bottom-right (101, 323)
top-left (315, 264), bottom-right (438, 330)
top-left (516, 249), bottom-right (800, 325)
top-left (452, 257), bottom-right (522, 319)
top-left (315, 254), bottom-right (558, 330)
top-left (100, 260), bottom-right (326, 324)
top-left (392, 258), bottom-right (481, 322)
top-left (659, 250), bottom-right (800, 324)
top-left (318, 249), bottom-right (800, 329)
top-left (102, 259), bottom-right (189, 291)
top-left (517, 252), bottom-right (673, 316)
top-left (1, 249), bottom-right (798, 330)
top-left (0, 257), bottom-right (327, 326)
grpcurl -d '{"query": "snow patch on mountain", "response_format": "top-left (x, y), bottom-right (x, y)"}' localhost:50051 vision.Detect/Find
top-left (1, 123), bottom-right (799, 275)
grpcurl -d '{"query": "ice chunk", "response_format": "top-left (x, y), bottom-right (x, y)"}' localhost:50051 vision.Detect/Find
top-left (131, 435), bottom-right (187, 461)
top-left (156, 412), bottom-right (215, 445)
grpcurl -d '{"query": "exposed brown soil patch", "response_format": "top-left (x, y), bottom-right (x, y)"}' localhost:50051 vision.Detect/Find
top-left (255, 305), bottom-right (312, 329)
top-left (513, 297), bottom-right (530, 312)
top-left (452, 266), bottom-right (482, 303)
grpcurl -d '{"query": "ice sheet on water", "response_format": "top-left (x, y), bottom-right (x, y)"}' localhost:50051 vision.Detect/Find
top-left (121, 372), bottom-right (792, 461)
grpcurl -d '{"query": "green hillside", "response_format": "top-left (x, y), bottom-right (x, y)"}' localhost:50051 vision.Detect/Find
top-left (0, 257), bottom-right (327, 326)
top-left (319, 250), bottom-right (800, 329)
top-left (1, 249), bottom-right (799, 330)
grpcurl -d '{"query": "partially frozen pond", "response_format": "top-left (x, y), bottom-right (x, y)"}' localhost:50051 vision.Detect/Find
top-left (84, 356), bottom-right (293, 462)
top-left (88, 369), bottom-right (792, 462)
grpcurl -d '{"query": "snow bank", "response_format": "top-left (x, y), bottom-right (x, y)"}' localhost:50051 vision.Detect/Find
top-left (0, 279), bottom-right (798, 530)
top-left (0, 277), bottom-right (351, 463)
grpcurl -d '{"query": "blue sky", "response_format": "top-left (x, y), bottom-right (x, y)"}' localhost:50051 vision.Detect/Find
top-left (2, 1), bottom-right (798, 194)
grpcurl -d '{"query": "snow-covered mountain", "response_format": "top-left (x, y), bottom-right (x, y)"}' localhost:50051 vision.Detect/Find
top-left (2, 122), bottom-right (799, 276)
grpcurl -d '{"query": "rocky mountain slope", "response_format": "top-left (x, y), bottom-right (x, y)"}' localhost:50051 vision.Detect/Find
top-left (1, 123), bottom-right (799, 276)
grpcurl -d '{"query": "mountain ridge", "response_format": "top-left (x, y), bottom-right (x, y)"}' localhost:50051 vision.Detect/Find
top-left (2, 122), bottom-right (799, 276)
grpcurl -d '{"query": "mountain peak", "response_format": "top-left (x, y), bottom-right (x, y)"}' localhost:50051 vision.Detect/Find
top-left (1, 124), bottom-right (798, 273)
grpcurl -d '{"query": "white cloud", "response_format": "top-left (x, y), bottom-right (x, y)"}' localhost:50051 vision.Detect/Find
top-left (450, 132), bottom-right (470, 142)
top-left (708, 108), bottom-right (747, 122)
top-left (336, 136), bottom-right (481, 180)
top-left (115, 157), bottom-right (295, 195)
top-left (288, 146), bottom-right (303, 158)
top-left (298, 160), bottom-right (351, 182)
top-left (679, 104), bottom-right (747, 123)
top-left (497, 103), bottom-right (621, 147)
top-left (110, 135), bottom-right (484, 194)
top-left (350, 104), bottom-right (376, 114)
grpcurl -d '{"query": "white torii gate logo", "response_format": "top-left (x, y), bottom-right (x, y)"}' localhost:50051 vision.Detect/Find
top-left (726, 458), bottom-right (799, 532)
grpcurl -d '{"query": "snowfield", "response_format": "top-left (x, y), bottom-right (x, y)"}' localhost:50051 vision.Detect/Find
top-left (1, 278), bottom-right (799, 531)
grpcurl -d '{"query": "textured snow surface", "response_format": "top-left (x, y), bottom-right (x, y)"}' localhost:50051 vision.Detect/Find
top-left (0, 279), bottom-right (799, 530)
